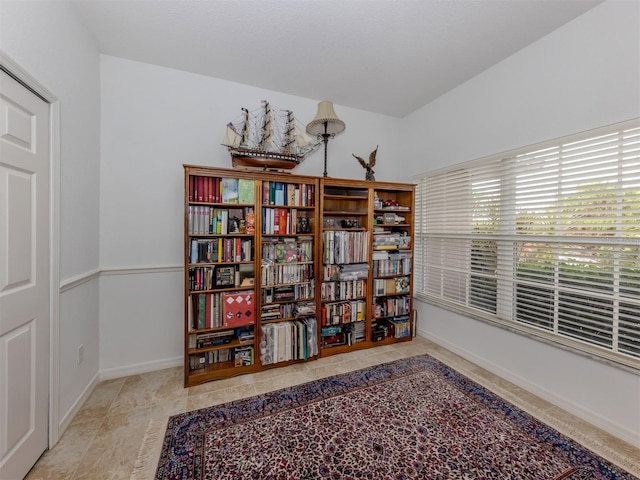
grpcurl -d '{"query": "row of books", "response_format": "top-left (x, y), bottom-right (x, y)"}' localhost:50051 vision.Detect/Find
top-left (259, 318), bottom-right (318, 365)
top-left (262, 237), bottom-right (313, 264)
top-left (321, 322), bottom-right (366, 347)
top-left (188, 206), bottom-right (255, 235)
top-left (373, 276), bottom-right (410, 296)
top-left (321, 280), bottom-right (366, 301)
top-left (373, 317), bottom-right (411, 340)
top-left (321, 263), bottom-right (369, 281)
top-left (188, 292), bottom-right (223, 329)
top-left (261, 263), bottom-right (314, 286)
top-left (372, 251), bottom-right (413, 276)
top-left (189, 176), bottom-right (255, 205)
top-left (189, 176), bottom-right (315, 207)
top-left (234, 345), bottom-right (255, 366)
top-left (191, 329), bottom-right (233, 348)
top-left (188, 345), bottom-right (254, 371)
top-left (262, 181), bottom-right (315, 207)
top-left (261, 303), bottom-right (296, 321)
top-left (189, 237), bottom-right (253, 263)
top-left (373, 295), bottom-right (411, 319)
top-left (261, 300), bottom-right (315, 321)
top-left (189, 349), bottom-right (230, 370)
top-left (188, 291), bottom-right (255, 329)
top-left (189, 266), bottom-right (237, 291)
top-left (187, 326), bottom-right (254, 349)
top-left (261, 283), bottom-right (315, 304)
top-left (322, 230), bottom-right (370, 265)
top-left (188, 206), bottom-right (227, 235)
top-left (372, 231), bottom-right (411, 250)
top-left (261, 207), bottom-right (310, 235)
top-left (320, 300), bottom-right (366, 326)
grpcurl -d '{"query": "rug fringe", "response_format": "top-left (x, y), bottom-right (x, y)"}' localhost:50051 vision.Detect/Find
top-left (130, 417), bottom-right (166, 480)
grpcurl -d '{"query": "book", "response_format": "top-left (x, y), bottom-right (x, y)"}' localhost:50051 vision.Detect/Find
top-left (213, 177), bottom-right (220, 203)
top-left (294, 185), bottom-right (301, 206)
top-left (238, 179), bottom-right (255, 204)
top-left (221, 178), bottom-right (239, 203)
top-left (196, 177), bottom-right (204, 202)
top-left (274, 182), bottom-right (285, 205)
top-left (222, 291), bottom-right (255, 327)
top-left (262, 181), bottom-right (270, 205)
top-left (287, 184), bottom-right (296, 206)
top-left (197, 294), bottom-right (206, 329)
top-left (278, 208), bottom-right (288, 235)
top-left (269, 181), bottom-right (275, 204)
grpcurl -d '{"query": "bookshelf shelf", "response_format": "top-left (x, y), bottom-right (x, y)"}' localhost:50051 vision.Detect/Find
top-left (261, 297), bottom-right (315, 304)
top-left (322, 296), bottom-right (368, 303)
top-left (189, 361), bottom-right (261, 377)
top-left (183, 166), bottom-right (414, 386)
top-left (189, 261), bottom-right (254, 266)
top-left (323, 210), bottom-right (369, 215)
top-left (189, 233), bottom-right (255, 238)
top-left (188, 337), bottom-right (255, 355)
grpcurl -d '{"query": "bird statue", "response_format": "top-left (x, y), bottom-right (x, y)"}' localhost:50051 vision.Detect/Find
top-left (353, 145), bottom-right (377, 181)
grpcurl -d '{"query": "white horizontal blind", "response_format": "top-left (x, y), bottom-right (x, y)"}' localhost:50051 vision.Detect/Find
top-left (415, 119), bottom-right (640, 368)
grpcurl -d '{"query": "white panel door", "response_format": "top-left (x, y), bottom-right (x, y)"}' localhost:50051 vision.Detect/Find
top-left (0, 69), bottom-right (50, 480)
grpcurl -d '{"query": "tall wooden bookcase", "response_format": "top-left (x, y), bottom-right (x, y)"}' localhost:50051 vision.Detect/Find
top-left (184, 166), bottom-right (262, 386)
top-left (183, 166), bottom-right (414, 387)
top-left (258, 175), bottom-right (320, 369)
top-left (319, 178), bottom-right (415, 356)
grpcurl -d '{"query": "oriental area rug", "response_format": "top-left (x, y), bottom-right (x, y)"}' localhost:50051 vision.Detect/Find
top-left (145, 355), bottom-right (636, 480)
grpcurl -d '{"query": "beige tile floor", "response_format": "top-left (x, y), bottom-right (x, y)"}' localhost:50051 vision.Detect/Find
top-left (25, 336), bottom-right (639, 480)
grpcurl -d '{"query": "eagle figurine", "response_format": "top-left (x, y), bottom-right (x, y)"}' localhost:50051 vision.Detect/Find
top-left (353, 145), bottom-right (377, 181)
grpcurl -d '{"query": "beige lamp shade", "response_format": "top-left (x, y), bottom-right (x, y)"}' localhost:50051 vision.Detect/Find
top-left (306, 101), bottom-right (346, 136)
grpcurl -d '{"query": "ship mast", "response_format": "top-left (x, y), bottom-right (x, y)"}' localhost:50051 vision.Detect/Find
top-left (283, 110), bottom-right (295, 153)
top-left (258, 101), bottom-right (272, 150)
top-left (240, 108), bottom-right (249, 146)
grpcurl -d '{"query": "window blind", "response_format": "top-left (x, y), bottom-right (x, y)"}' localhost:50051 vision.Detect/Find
top-left (415, 119), bottom-right (640, 368)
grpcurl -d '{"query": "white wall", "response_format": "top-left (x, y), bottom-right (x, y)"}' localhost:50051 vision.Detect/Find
top-left (0, 0), bottom-right (101, 434)
top-left (98, 55), bottom-right (402, 375)
top-left (402, 0), bottom-right (640, 446)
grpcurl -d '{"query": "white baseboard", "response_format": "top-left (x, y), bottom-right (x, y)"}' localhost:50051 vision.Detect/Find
top-left (57, 371), bottom-right (100, 442)
top-left (100, 356), bottom-right (183, 382)
top-left (419, 328), bottom-right (640, 449)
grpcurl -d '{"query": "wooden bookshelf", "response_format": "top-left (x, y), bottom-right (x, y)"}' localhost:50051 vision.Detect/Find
top-left (183, 166), bottom-right (414, 386)
top-left (370, 183), bottom-right (415, 346)
top-left (257, 176), bottom-right (320, 369)
top-left (184, 166), bottom-right (264, 386)
top-left (319, 178), bottom-right (371, 353)
top-left (318, 178), bottom-right (415, 357)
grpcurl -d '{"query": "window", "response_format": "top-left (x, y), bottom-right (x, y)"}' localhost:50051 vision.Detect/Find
top-left (414, 119), bottom-right (640, 368)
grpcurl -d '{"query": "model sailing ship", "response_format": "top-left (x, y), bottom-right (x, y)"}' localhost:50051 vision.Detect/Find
top-left (222, 101), bottom-right (319, 171)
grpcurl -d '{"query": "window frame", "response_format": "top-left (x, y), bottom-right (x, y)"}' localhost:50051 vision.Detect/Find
top-left (414, 119), bottom-right (640, 370)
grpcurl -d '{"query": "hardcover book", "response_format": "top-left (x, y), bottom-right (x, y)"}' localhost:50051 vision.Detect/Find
top-left (221, 178), bottom-right (239, 203)
top-left (238, 179), bottom-right (255, 204)
top-left (222, 291), bottom-right (255, 327)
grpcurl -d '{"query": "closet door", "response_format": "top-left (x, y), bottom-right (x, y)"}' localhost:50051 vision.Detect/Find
top-left (0, 68), bottom-right (50, 480)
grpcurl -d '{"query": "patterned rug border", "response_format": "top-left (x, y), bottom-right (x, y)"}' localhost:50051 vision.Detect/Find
top-left (154, 354), bottom-right (638, 480)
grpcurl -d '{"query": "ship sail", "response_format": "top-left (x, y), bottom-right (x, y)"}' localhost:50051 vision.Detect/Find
top-left (222, 101), bottom-right (320, 171)
top-left (223, 123), bottom-right (242, 147)
top-left (223, 108), bottom-right (250, 148)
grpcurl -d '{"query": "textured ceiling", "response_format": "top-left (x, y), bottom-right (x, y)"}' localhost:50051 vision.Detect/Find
top-left (72, 0), bottom-right (603, 117)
